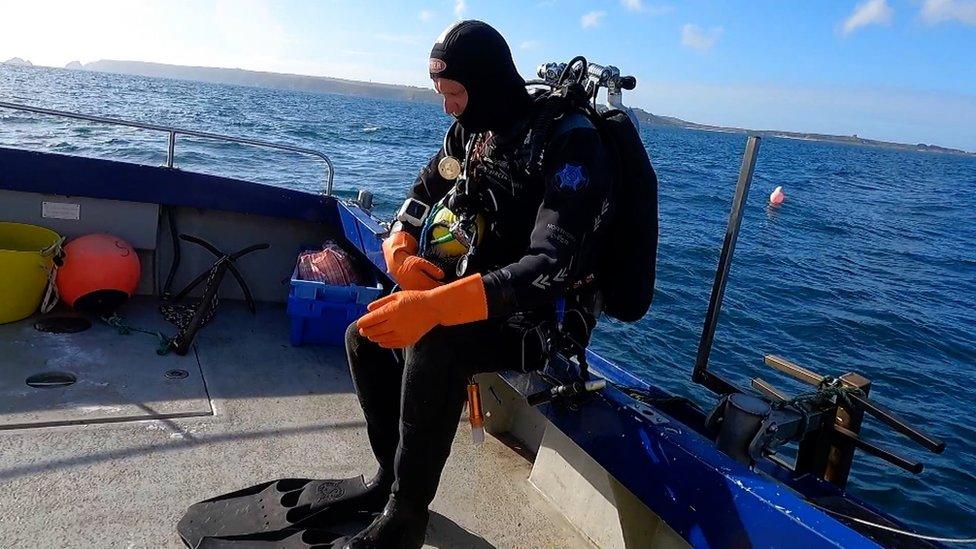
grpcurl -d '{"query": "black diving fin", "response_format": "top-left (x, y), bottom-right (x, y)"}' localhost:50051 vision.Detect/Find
top-left (196, 528), bottom-right (351, 548)
top-left (178, 476), bottom-right (384, 548)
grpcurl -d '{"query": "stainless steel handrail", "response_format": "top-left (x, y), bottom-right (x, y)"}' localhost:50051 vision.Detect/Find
top-left (0, 101), bottom-right (335, 195)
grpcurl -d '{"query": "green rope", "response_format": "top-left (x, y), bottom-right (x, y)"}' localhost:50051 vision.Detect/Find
top-left (99, 313), bottom-right (173, 355)
top-left (782, 377), bottom-right (866, 410)
top-left (770, 376), bottom-right (866, 434)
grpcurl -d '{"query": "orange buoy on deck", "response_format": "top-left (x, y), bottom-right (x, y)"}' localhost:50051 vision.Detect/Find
top-left (57, 234), bottom-right (140, 312)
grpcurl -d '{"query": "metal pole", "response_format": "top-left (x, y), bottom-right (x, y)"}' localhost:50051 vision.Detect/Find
top-left (166, 131), bottom-right (176, 168)
top-left (692, 136), bottom-right (761, 394)
top-left (0, 101), bottom-right (334, 192)
top-left (323, 156), bottom-right (334, 196)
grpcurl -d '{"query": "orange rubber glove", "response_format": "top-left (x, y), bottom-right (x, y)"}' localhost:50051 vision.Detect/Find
top-left (382, 231), bottom-right (445, 291)
top-left (356, 274), bottom-right (488, 349)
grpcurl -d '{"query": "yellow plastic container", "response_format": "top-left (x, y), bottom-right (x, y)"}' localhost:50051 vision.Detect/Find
top-left (0, 222), bottom-right (63, 324)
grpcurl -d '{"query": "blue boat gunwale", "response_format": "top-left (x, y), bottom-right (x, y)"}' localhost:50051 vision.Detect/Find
top-left (0, 146), bottom-right (337, 224)
top-left (0, 146), bottom-right (902, 548)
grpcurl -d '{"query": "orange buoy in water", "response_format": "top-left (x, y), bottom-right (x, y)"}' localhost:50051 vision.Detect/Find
top-left (57, 234), bottom-right (140, 312)
top-left (769, 186), bottom-right (786, 205)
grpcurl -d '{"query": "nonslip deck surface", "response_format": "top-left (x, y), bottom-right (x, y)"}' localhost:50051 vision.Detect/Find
top-left (0, 300), bottom-right (210, 430)
top-left (0, 298), bottom-right (588, 548)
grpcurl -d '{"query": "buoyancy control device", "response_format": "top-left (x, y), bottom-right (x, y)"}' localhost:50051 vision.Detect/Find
top-left (528, 57), bottom-right (658, 322)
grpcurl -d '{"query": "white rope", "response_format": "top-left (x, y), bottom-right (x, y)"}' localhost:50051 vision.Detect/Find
top-left (39, 237), bottom-right (65, 314)
top-left (813, 503), bottom-right (976, 544)
top-left (39, 263), bottom-right (59, 314)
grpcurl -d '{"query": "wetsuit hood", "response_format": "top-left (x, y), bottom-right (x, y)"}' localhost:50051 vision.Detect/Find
top-left (429, 20), bottom-right (531, 133)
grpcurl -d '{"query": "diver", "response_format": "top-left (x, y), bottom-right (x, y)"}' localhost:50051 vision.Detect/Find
top-left (342, 20), bottom-right (614, 548)
top-left (177, 19), bottom-right (621, 549)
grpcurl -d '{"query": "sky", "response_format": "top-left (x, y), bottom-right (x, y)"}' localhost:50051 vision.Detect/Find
top-left (2, 0), bottom-right (975, 151)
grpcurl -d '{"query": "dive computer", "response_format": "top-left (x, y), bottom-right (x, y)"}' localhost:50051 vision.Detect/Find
top-left (395, 198), bottom-right (430, 228)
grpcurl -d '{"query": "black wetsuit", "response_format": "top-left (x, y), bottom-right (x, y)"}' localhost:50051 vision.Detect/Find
top-left (403, 112), bottom-right (613, 319)
top-left (339, 21), bottom-right (614, 548)
top-left (345, 108), bottom-right (613, 509)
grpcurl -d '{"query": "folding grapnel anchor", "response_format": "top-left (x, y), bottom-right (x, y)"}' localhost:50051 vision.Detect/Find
top-left (162, 234), bottom-right (269, 356)
top-left (169, 234), bottom-right (269, 313)
top-left (692, 136), bottom-right (945, 490)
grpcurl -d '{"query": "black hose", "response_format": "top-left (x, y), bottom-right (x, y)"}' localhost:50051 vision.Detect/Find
top-left (162, 208), bottom-right (181, 300)
top-left (558, 56), bottom-right (587, 86)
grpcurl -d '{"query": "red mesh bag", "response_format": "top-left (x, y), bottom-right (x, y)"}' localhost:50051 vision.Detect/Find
top-left (297, 242), bottom-right (361, 286)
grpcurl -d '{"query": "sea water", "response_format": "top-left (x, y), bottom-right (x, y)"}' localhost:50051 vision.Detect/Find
top-left (2, 64), bottom-right (974, 538)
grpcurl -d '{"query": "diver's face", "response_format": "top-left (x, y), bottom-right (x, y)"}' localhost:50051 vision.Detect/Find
top-left (433, 78), bottom-right (468, 118)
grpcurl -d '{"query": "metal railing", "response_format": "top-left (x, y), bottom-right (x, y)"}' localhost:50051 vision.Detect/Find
top-left (0, 101), bottom-right (335, 195)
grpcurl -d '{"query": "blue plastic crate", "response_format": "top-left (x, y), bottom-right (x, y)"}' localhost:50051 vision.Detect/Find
top-left (287, 264), bottom-right (384, 347)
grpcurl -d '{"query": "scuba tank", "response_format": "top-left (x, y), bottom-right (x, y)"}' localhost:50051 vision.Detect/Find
top-left (527, 57), bottom-right (658, 323)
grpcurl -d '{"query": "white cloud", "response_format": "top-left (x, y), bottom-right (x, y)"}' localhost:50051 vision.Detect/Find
top-left (454, 0), bottom-right (467, 17)
top-left (520, 40), bottom-right (540, 51)
top-left (681, 24), bottom-right (723, 52)
top-left (842, 0), bottom-right (893, 35)
top-left (921, 0), bottom-right (976, 25)
top-left (581, 10), bottom-right (606, 29)
top-left (419, 10), bottom-right (434, 22)
top-left (621, 0), bottom-right (672, 14)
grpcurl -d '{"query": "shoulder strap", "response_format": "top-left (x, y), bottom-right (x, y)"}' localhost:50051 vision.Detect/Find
top-left (525, 82), bottom-right (595, 176)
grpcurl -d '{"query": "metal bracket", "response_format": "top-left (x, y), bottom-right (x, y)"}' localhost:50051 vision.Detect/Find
top-left (633, 402), bottom-right (670, 425)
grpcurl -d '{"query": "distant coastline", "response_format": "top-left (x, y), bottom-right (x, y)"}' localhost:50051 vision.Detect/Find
top-left (3, 58), bottom-right (972, 156)
top-left (83, 60), bottom-right (440, 104)
top-left (630, 108), bottom-right (973, 157)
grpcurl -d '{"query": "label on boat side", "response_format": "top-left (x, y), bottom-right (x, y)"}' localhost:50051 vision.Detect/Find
top-left (42, 201), bottom-right (80, 220)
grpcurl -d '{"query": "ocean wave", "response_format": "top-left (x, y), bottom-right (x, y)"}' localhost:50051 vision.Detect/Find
top-left (2, 65), bottom-right (975, 537)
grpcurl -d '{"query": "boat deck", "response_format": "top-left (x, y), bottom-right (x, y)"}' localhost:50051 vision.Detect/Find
top-left (0, 297), bottom-right (588, 548)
